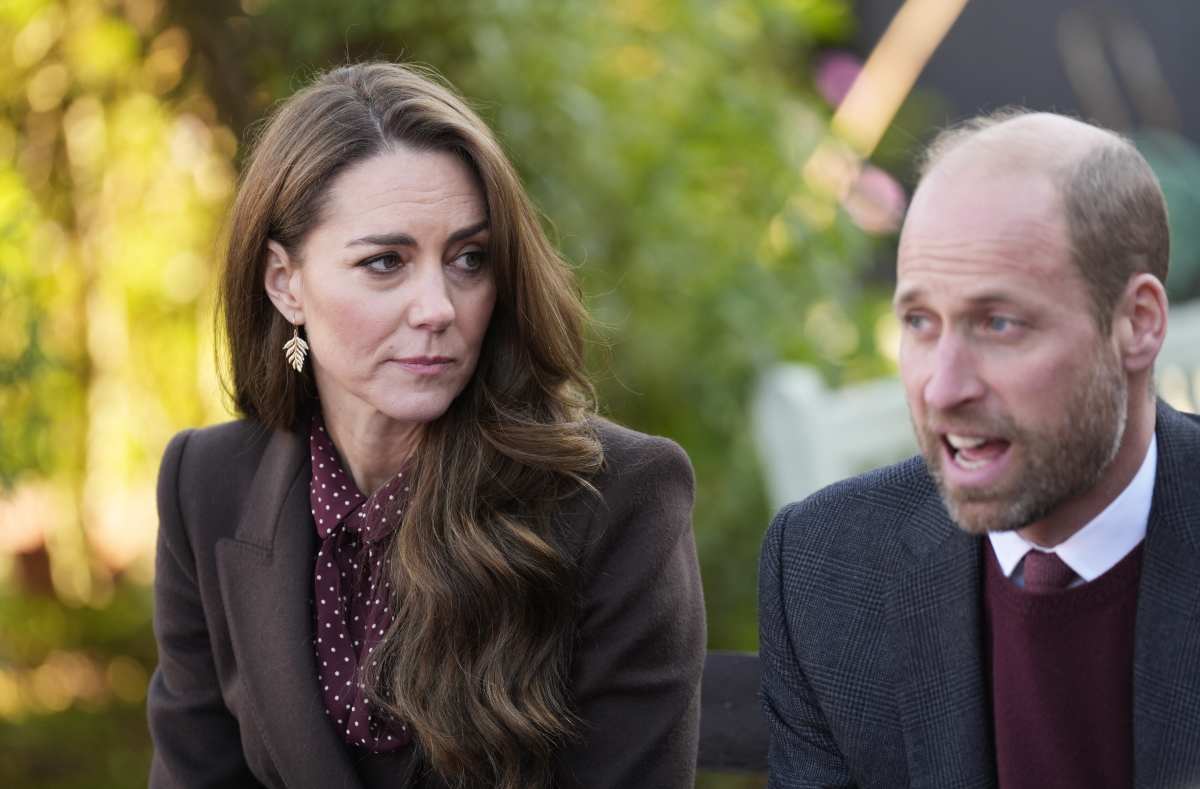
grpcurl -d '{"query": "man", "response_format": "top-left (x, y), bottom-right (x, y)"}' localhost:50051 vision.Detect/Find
top-left (759, 110), bottom-right (1200, 789)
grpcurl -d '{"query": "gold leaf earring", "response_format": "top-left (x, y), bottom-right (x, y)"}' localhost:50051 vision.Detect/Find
top-left (283, 322), bottom-right (308, 372)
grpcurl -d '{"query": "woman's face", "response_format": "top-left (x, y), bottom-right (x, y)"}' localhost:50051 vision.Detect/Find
top-left (266, 146), bottom-right (496, 431)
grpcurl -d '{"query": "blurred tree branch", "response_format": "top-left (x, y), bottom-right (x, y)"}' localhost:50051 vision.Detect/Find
top-left (162, 0), bottom-right (257, 140)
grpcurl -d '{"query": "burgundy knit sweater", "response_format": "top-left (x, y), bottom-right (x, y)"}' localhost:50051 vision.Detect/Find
top-left (984, 542), bottom-right (1143, 789)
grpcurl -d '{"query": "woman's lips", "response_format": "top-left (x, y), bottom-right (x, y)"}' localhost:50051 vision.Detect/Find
top-left (393, 356), bottom-right (455, 375)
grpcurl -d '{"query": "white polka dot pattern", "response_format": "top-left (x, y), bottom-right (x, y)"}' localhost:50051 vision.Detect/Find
top-left (309, 415), bottom-right (412, 752)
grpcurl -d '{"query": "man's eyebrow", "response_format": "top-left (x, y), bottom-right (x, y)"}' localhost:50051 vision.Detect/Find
top-left (962, 291), bottom-right (1022, 307)
top-left (346, 220), bottom-right (489, 248)
top-left (893, 286), bottom-right (1025, 309)
top-left (893, 286), bottom-right (923, 309)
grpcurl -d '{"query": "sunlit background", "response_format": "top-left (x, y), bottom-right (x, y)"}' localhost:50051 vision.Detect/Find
top-left (2, 1), bottom-right (1198, 786)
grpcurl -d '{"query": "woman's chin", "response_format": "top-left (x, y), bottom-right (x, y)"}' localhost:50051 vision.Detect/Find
top-left (367, 393), bottom-right (457, 427)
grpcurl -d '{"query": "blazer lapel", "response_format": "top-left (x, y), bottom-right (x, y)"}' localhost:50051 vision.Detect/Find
top-left (1133, 403), bottom-right (1200, 788)
top-left (215, 428), bottom-right (365, 789)
top-left (888, 491), bottom-right (996, 789)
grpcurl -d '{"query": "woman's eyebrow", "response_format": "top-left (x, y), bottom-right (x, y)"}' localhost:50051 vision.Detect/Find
top-left (346, 220), bottom-right (489, 249)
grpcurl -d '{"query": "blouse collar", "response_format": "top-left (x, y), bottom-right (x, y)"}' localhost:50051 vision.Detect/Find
top-left (308, 414), bottom-right (409, 543)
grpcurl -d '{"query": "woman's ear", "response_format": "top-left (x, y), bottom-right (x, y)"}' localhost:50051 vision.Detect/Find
top-left (264, 240), bottom-right (304, 324)
top-left (1114, 272), bottom-right (1168, 375)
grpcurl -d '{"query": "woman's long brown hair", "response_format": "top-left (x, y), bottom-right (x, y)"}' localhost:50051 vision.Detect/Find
top-left (218, 62), bottom-right (603, 789)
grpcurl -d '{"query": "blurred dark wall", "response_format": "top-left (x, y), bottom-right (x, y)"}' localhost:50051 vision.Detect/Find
top-left (853, 0), bottom-right (1200, 143)
top-left (852, 0), bottom-right (1200, 300)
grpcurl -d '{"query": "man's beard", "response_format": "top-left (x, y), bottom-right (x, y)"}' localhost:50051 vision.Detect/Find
top-left (915, 347), bottom-right (1128, 535)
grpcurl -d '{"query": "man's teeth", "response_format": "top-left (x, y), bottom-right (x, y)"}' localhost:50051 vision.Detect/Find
top-left (946, 434), bottom-right (987, 450)
top-left (955, 454), bottom-right (990, 470)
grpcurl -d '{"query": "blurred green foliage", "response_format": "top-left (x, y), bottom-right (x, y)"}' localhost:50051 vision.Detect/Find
top-left (1, 0), bottom-right (899, 785)
top-left (0, 581), bottom-right (156, 787)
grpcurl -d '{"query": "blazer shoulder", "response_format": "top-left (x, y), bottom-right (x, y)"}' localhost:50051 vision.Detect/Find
top-left (1155, 401), bottom-right (1200, 484)
top-left (170, 417), bottom-right (274, 476)
top-left (564, 417), bottom-right (695, 568)
top-left (1157, 400), bottom-right (1200, 446)
top-left (589, 415), bottom-right (691, 474)
top-left (764, 455), bottom-right (935, 559)
top-left (585, 415), bottom-right (694, 502)
top-left (158, 418), bottom-right (276, 549)
top-left (173, 418), bottom-right (273, 462)
top-left (1153, 401), bottom-right (1200, 541)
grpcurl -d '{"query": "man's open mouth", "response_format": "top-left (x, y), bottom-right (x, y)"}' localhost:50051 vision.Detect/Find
top-left (943, 433), bottom-right (1011, 471)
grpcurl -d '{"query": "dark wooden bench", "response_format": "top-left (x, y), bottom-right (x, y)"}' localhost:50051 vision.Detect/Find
top-left (698, 650), bottom-right (768, 774)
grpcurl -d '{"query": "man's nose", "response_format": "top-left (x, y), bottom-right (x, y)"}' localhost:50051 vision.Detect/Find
top-left (408, 265), bottom-right (456, 331)
top-left (922, 335), bottom-right (985, 411)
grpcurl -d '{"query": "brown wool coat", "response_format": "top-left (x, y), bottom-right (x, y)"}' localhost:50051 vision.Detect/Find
top-left (147, 417), bottom-right (705, 789)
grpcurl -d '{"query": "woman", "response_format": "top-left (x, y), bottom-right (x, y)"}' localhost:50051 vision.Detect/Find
top-left (147, 63), bottom-right (704, 789)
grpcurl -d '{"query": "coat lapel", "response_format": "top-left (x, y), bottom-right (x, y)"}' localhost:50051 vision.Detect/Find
top-left (215, 428), bottom-right (366, 789)
top-left (1133, 402), bottom-right (1200, 788)
top-left (888, 490), bottom-right (996, 789)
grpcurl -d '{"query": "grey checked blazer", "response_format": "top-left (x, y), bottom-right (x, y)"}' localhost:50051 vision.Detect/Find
top-left (759, 401), bottom-right (1200, 788)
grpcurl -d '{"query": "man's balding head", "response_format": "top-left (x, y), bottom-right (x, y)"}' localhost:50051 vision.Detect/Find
top-left (918, 111), bottom-right (1111, 179)
top-left (896, 109), bottom-right (1170, 542)
top-left (913, 109), bottom-right (1169, 332)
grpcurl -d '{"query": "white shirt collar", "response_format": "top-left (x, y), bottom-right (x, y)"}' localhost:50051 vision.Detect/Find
top-left (988, 433), bottom-right (1157, 583)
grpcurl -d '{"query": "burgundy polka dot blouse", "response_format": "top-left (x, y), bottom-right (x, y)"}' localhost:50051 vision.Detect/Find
top-left (309, 416), bottom-right (411, 752)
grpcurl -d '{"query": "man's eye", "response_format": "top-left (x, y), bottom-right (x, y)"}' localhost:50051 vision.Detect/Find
top-left (361, 253), bottom-right (401, 273)
top-left (903, 313), bottom-right (929, 330)
top-left (986, 316), bottom-right (1016, 332)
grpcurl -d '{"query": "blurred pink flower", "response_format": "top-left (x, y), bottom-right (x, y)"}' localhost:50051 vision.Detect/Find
top-left (842, 164), bottom-right (908, 235)
top-left (815, 51), bottom-right (862, 108)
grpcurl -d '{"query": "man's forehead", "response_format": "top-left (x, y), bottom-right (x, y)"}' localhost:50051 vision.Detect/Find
top-left (894, 115), bottom-right (1118, 309)
top-left (895, 233), bottom-right (1079, 304)
top-left (895, 186), bottom-right (1082, 311)
top-left (900, 176), bottom-right (1068, 262)
top-left (909, 154), bottom-right (1060, 217)
top-left (901, 113), bottom-right (1112, 250)
top-left (894, 278), bottom-right (1050, 309)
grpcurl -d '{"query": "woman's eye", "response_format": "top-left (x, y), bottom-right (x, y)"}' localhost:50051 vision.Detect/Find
top-left (453, 249), bottom-right (487, 272)
top-left (361, 253), bottom-right (402, 273)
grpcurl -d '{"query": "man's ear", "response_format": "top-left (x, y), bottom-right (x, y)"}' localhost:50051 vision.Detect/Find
top-left (264, 240), bottom-right (304, 324)
top-left (1113, 272), bottom-right (1167, 375)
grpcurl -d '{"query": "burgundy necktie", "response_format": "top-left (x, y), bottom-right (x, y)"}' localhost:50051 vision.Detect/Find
top-left (1022, 551), bottom-right (1077, 591)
